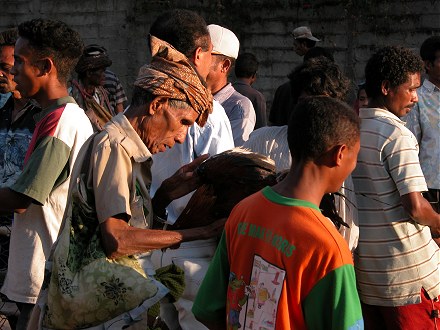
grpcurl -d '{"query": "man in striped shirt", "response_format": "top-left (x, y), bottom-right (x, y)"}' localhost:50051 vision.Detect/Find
top-left (352, 46), bottom-right (440, 329)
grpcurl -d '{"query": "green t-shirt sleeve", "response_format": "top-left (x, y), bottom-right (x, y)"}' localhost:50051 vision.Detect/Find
top-left (192, 231), bottom-right (230, 323)
top-left (11, 135), bottom-right (71, 205)
top-left (303, 264), bottom-right (364, 330)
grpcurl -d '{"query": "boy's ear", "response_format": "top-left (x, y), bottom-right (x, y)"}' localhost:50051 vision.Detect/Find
top-left (334, 144), bottom-right (347, 166)
top-left (148, 96), bottom-right (169, 116)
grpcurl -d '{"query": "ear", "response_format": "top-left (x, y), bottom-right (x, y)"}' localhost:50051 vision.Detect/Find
top-left (381, 80), bottom-right (391, 96)
top-left (222, 58), bottom-right (232, 73)
top-left (148, 96), bottom-right (169, 116)
top-left (192, 46), bottom-right (205, 68)
top-left (330, 144), bottom-right (347, 167)
top-left (37, 58), bottom-right (54, 76)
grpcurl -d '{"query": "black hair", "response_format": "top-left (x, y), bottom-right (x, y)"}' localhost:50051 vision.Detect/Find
top-left (364, 46), bottom-right (423, 99)
top-left (288, 57), bottom-right (350, 104)
top-left (420, 36), bottom-right (440, 63)
top-left (288, 96), bottom-right (360, 162)
top-left (234, 52), bottom-right (259, 78)
top-left (149, 9), bottom-right (210, 58)
top-left (303, 46), bottom-right (334, 63)
top-left (0, 28), bottom-right (18, 47)
top-left (18, 18), bottom-right (84, 84)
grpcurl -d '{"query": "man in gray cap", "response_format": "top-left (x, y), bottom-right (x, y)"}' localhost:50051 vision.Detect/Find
top-left (269, 26), bottom-right (320, 126)
top-left (292, 26), bottom-right (320, 56)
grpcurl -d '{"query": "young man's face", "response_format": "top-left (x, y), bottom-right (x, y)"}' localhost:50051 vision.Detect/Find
top-left (11, 37), bottom-right (41, 99)
top-left (384, 72), bottom-right (420, 117)
top-left (0, 45), bottom-right (17, 94)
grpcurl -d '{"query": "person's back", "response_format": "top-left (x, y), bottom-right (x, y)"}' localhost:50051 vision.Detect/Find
top-left (104, 69), bottom-right (127, 114)
top-left (193, 96), bottom-right (363, 329)
top-left (233, 52), bottom-right (267, 128)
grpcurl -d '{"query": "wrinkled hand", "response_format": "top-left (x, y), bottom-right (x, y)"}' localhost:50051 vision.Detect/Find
top-left (153, 154), bottom-right (209, 212)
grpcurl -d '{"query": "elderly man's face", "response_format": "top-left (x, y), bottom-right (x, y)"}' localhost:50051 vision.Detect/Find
top-left (142, 99), bottom-right (199, 154)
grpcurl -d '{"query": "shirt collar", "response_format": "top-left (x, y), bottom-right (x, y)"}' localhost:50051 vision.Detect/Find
top-left (213, 82), bottom-right (234, 104)
top-left (108, 113), bottom-right (152, 162)
top-left (421, 78), bottom-right (440, 93)
top-left (358, 107), bottom-right (405, 124)
top-left (34, 96), bottom-right (77, 122)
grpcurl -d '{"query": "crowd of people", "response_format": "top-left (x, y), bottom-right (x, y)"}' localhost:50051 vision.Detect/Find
top-left (0, 7), bottom-right (438, 330)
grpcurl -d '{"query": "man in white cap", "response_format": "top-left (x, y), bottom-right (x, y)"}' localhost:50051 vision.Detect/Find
top-left (292, 26), bottom-right (320, 56)
top-left (206, 24), bottom-right (256, 146)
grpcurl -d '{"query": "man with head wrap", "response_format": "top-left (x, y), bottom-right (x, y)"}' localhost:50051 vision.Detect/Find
top-left (31, 36), bottom-right (225, 330)
top-left (71, 44), bottom-right (114, 131)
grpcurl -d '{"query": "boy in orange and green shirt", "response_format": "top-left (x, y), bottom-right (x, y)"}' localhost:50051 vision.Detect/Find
top-left (193, 96), bottom-right (364, 330)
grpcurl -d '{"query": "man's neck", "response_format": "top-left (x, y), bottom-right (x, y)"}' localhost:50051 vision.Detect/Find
top-left (35, 85), bottom-right (69, 109)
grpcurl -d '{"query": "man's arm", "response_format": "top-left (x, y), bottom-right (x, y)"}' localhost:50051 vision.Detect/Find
top-left (99, 215), bottom-right (226, 259)
top-left (401, 192), bottom-right (440, 237)
top-left (0, 187), bottom-right (32, 214)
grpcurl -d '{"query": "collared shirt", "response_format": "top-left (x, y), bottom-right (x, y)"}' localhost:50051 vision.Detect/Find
top-left (151, 100), bottom-right (234, 224)
top-left (39, 113), bottom-right (168, 328)
top-left (232, 80), bottom-right (267, 128)
top-left (214, 83), bottom-right (256, 147)
top-left (406, 79), bottom-right (440, 189)
top-left (352, 107), bottom-right (439, 306)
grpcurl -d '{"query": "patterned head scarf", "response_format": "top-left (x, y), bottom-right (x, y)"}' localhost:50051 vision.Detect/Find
top-left (134, 35), bottom-right (213, 127)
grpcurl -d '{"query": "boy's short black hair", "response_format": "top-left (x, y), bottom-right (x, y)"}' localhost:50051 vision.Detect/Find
top-left (288, 96), bottom-right (360, 162)
top-left (364, 46), bottom-right (423, 99)
top-left (18, 18), bottom-right (84, 84)
top-left (149, 9), bottom-right (210, 58)
top-left (420, 36), bottom-right (440, 63)
top-left (235, 52), bottom-right (259, 78)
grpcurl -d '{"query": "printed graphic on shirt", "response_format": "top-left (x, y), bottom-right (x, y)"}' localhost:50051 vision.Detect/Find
top-left (227, 255), bottom-right (285, 330)
top-left (0, 129), bottom-right (33, 187)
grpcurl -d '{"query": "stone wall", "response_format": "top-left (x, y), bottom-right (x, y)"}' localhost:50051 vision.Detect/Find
top-left (1, 0), bottom-right (439, 111)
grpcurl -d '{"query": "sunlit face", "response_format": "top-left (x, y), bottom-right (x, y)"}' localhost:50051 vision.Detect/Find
top-left (195, 41), bottom-right (213, 80)
top-left (206, 54), bottom-right (223, 91)
top-left (11, 37), bottom-right (42, 99)
top-left (142, 101), bottom-right (199, 154)
top-left (384, 72), bottom-right (420, 117)
top-left (358, 89), bottom-right (368, 108)
top-left (0, 45), bottom-right (17, 94)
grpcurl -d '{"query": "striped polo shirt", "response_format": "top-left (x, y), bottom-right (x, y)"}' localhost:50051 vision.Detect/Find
top-left (352, 107), bottom-right (439, 306)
